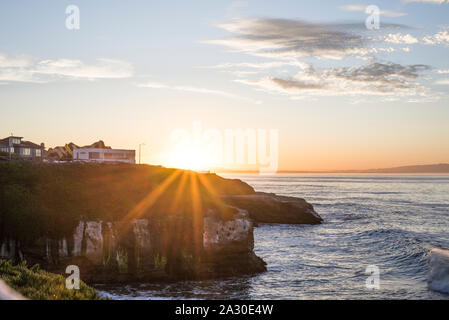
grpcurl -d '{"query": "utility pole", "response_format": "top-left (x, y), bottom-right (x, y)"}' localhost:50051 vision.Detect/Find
top-left (9, 133), bottom-right (12, 161)
top-left (138, 143), bottom-right (145, 165)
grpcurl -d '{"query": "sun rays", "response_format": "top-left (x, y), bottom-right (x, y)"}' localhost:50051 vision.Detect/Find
top-left (116, 168), bottom-right (231, 258)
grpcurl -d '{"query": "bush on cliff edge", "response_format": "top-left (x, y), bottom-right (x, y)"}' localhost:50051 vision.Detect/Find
top-left (0, 260), bottom-right (102, 300)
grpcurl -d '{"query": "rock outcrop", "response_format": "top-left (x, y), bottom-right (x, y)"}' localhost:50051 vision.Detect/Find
top-left (0, 163), bottom-right (321, 284)
top-left (428, 248), bottom-right (449, 294)
top-left (222, 192), bottom-right (323, 225)
top-left (202, 207), bottom-right (266, 276)
top-left (0, 207), bottom-right (266, 283)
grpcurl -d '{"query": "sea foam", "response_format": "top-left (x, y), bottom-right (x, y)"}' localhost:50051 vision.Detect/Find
top-left (428, 248), bottom-right (449, 294)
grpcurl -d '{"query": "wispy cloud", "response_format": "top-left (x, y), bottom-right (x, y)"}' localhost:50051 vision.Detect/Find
top-left (435, 79), bottom-right (449, 84)
top-left (204, 60), bottom-right (309, 70)
top-left (0, 53), bottom-right (34, 68)
top-left (384, 33), bottom-right (419, 44)
top-left (203, 18), bottom-right (441, 103)
top-left (422, 27), bottom-right (449, 45)
top-left (202, 18), bottom-right (375, 60)
top-left (340, 5), bottom-right (407, 17)
top-left (203, 18), bottom-right (411, 63)
top-left (402, 0), bottom-right (448, 4)
top-left (137, 82), bottom-right (262, 104)
top-left (236, 62), bottom-right (431, 98)
top-left (0, 53), bottom-right (133, 83)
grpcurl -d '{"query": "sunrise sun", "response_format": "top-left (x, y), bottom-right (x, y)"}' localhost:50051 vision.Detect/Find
top-left (168, 145), bottom-right (213, 171)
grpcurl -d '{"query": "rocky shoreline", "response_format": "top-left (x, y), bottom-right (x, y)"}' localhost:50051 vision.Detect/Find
top-left (0, 163), bottom-right (321, 284)
top-left (222, 192), bottom-right (322, 225)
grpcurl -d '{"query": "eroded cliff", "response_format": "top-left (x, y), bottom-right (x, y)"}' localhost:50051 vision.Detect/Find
top-left (0, 207), bottom-right (265, 283)
top-left (0, 162), bottom-right (319, 283)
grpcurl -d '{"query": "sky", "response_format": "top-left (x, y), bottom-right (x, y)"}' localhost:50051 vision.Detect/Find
top-left (0, 0), bottom-right (449, 171)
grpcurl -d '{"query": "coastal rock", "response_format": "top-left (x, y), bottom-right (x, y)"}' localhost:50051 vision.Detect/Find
top-left (84, 221), bottom-right (104, 264)
top-left (203, 208), bottom-right (253, 252)
top-left (1, 208), bottom-right (265, 283)
top-left (428, 248), bottom-right (449, 294)
top-left (0, 240), bottom-right (17, 261)
top-left (202, 208), bottom-right (266, 276)
top-left (222, 192), bottom-right (323, 225)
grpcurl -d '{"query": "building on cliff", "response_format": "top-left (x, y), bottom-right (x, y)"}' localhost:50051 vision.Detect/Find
top-left (73, 147), bottom-right (136, 164)
top-left (0, 136), bottom-right (45, 161)
top-left (46, 140), bottom-right (136, 164)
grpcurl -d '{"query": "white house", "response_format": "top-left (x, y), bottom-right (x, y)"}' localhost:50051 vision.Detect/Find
top-left (73, 148), bottom-right (136, 164)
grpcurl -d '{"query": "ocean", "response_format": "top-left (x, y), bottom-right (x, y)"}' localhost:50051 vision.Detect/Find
top-left (96, 174), bottom-right (449, 300)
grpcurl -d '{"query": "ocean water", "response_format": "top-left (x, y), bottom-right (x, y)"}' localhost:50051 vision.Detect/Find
top-left (96, 174), bottom-right (449, 300)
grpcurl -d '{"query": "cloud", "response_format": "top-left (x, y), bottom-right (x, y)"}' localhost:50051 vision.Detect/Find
top-left (34, 58), bottom-right (133, 79)
top-left (329, 62), bottom-right (429, 86)
top-left (270, 77), bottom-right (325, 90)
top-left (203, 18), bottom-right (375, 60)
top-left (384, 33), bottom-right (419, 44)
top-left (138, 82), bottom-right (262, 104)
top-left (0, 53), bottom-right (133, 83)
top-left (422, 28), bottom-right (449, 45)
top-left (402, 0), bottom-right (448, 4)
top-left (235, 62), bottom-right (431, 98)
top-left (205, 60), bottom-right (309, 70)
top-left (435, 79), bottom-right (449, 84)
top-left (203, 18), bottom-right (411, 63)
top-left (0, 53), bottom-right (34, 68)
top-left (340, 5), bottom-right (407, 17)
top-left (436, 69), bottom-right (449, 74)
top-left (203, 18), bottom-right (439, 103)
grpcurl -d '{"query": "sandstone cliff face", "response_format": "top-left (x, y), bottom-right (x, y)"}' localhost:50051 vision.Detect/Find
top-left (0, 207), bottom-right (266, 283)
top-left (202, 208), bottom-right (266, 277)
top-left (222, 192), bottom-right (323, 225)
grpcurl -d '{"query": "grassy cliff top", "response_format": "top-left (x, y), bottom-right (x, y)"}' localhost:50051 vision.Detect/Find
top-left (0, 162), bottom-right (254, 241)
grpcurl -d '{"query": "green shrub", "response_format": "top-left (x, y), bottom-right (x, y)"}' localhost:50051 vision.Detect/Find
top-left (0, 260), bottom-right (102, 300)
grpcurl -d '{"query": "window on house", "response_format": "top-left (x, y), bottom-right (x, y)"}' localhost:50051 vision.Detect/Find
top-left (22, 148), bottom-right (31, 155)
top-left (89, 152), bottom-right (101, 159)
top-left (12, 138), bottom-right (21, 145)
top-left (36, 149), bottom-right (41, 157)
top-left (104, 153), bottom-right (125, 159)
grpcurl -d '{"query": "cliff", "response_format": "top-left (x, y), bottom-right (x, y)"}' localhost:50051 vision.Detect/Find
top-left (222, 192), bottom-right (322, 225)
top-left (0, 162), bottom-right (318, 283)
top-left (0, 208), bottom-right (265, 283)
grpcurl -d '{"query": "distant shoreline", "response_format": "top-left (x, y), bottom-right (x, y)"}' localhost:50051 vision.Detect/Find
top-left (216, 163), bottom-right (449, 175)
top-left (219, 172), bottom-right (449, 175)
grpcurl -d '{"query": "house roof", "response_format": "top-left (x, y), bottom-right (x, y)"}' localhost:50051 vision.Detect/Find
top-left (20, 140), bottom-right (42, 148)
top-left (0, 137), bottom-right (42, 149)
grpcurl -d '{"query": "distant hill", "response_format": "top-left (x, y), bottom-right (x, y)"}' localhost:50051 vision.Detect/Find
top-left (359, 163), bottom-right (449, 174)
top-left (218, 163), bottom-right (449, 174)
top-left (276, 163), bottom-right (449, 174)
